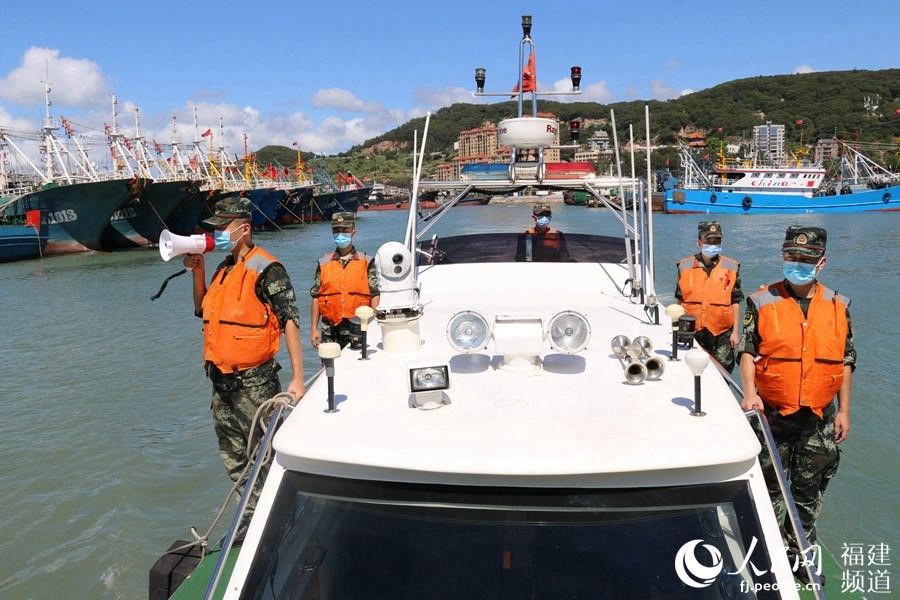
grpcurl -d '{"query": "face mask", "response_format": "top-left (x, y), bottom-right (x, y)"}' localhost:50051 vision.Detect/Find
top-left (333, 233), bottom-right (352, 249)
top-left (701, 243), bottom-right (722, 257)
top-left (783, 260), bottom-right (818, 286)
top-left (213, 225), bottom-right (245, 251)
top-left (536, 216), bottom-right (551, 228)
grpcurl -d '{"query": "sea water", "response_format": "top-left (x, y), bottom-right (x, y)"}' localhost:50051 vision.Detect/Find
top-left (0, 205), bottom-right (896, 598)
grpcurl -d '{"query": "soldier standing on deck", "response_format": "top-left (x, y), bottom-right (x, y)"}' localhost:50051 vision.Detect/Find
top-left (738, 225), bottom-right (855, 572)
top-left (675, 221), bottom-right (743, 371)
top-left (310, 212), bottom-right (380, 349)
top-left (184, 196), bottom-right (305, 534)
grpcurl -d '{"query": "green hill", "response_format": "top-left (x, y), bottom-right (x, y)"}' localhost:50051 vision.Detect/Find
top-left (256, 68), bottom-right (900, 187)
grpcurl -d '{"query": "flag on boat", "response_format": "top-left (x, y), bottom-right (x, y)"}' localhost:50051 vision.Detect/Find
top-left (795, 119), bottom-right (804, 126)
top-left (25, 210), bottom-right (41, 230)
top-left (511, 48), bottom-right (537, 96)
top-left (201, 128), bottom-right (212, 137)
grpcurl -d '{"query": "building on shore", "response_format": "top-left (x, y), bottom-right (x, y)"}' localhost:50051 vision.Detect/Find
top-left (752, 122), bottom-right (786, 164)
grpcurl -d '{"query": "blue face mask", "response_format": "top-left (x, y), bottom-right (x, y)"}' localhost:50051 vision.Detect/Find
top-left (783, 260), bottom-right (818, 286)
top-left (214, 229), bottom-right (235, 251)
top-left (701, 243), bottom-right (722, 257)
top-left (536, 216), bottom-right (551, 228)
top-left (333, 233), bottom-right (352, 249)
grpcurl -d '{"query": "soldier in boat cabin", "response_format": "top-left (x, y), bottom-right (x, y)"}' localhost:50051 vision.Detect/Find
top-left (675, 221), bottom-right (743, 371)
top-left (309, 211), bottom-right (380, 349)
top-left (738, 225), bottom-right (856, 575)
top-left (516, 203), bottom-right (571, 262)
top-left (184, 196), bottom-right (306, 531)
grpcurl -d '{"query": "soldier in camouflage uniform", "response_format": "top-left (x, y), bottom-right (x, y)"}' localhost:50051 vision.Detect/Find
top-left (310, 212), bottom-right (380, 349)
top-left (184, 197), bottom-right (305, 533)
top-left (675, 221), bottom-right (743, 371)
top-left (738, 225), bottom-right (855, 566)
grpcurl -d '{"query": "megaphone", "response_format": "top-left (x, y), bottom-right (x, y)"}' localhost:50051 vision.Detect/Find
top-left (159, 229), bottom-right (214, 261)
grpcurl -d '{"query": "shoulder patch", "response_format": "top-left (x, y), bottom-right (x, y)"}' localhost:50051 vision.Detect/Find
top-left (743, 311), bottom-right (753, 326)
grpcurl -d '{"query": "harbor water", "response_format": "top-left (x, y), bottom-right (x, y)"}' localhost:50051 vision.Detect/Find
top-left (0, 205), bottom-right (896, 598)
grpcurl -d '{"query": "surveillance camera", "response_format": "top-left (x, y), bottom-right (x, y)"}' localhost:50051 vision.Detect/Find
top-left (375, 241), bottom-right (419, 313)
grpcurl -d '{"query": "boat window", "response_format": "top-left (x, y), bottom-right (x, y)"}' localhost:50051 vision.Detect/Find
top-left (777, 173), bottom-right (785, 178)
top-left (416, 232), bottom-right (629, 264)
top-left (790, 174), bottom-right (799, 179)
top-left (240, 474), bottom-right (778, 599)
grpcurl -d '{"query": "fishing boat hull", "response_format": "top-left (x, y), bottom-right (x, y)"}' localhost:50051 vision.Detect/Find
top-left (275, 186), bottom-right (314, 225)
top-left (301, 188), bottom-right (365, 222)
top-left (248, 187), bottom-right (280, 229)
top-left (1, 179), bottom-right (137, 254)
top-left (165, 187), bottom-right (208, 235)
top-left (0, 211), bottom-right (48, 262)
top-left (664, 185), bottom-right (900, 214)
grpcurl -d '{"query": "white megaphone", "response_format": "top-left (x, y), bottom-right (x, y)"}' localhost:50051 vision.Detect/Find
top-left (159, 229), bottom-right (214, 261)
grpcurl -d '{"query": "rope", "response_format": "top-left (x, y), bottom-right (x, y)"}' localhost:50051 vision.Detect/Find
top-left (161, 392), bottom-right (296, 559)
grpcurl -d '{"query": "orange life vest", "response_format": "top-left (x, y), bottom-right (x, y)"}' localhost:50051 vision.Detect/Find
top-left (750, 281), bottom-right (849, 417)
top-left (524, 228), bottom-right (561, 253)
top-left (201, 246), bottom-right (282, 373)
top-left (317, 251), bottom-right (371, 325)
top-left (677, 254), bottom-right (739, 335)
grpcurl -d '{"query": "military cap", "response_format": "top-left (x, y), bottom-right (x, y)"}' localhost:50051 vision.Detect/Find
top-left (782, 225), bottom-right (827, 258)
top-left (331, 211), bottom-right (356, 228)
top-left (533, 203), bottom-right (552, 215)
top-left (202, 196), bottom-right (252, 227)
top-left (697, 221), bottom-right (723, 241)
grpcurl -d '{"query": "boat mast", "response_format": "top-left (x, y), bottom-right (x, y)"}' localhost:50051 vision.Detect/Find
top-left (40, 69), bottom-right (72, 184)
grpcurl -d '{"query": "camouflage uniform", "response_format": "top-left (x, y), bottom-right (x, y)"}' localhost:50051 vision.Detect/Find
top-left (675, 221), bottom-right (743, 371)
top-left (310, 212), bottom-right (379, 348)
top-left (199, 198), bottom-right (301, 525)
top-left (738, 225), bottom-right (856, 553)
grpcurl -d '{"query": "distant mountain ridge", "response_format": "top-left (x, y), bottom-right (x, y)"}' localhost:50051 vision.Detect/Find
top-left (256, 68), bottom-right (900, 186)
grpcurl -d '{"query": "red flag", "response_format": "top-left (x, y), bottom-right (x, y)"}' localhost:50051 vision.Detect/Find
top-left (25, 210), bottom-right (41, 230)
top-left (511, 48), bottom-right (537, 96)
top-left (795, 119), bottom-right (804, 126)
top-left (895, 108), bottom-right (900, 115)
top-left (716, 127), bottom-right (723, 134)
top-left (201, 128), bottom-right (212, 137)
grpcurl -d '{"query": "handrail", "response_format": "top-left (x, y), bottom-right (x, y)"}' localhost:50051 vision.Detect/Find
top-left (202, 368), bottom-right (325, 600)
top-left (710, 361), bottom-right (825, 598)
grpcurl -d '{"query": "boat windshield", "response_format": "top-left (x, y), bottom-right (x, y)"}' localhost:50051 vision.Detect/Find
top-left (417, 232), bottom-right (629, 265)
top-left (240, 473), bottom-right (779, 599)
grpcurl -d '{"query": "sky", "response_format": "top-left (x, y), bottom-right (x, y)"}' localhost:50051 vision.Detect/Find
top-left (0, 0), bottom-right (897, 160)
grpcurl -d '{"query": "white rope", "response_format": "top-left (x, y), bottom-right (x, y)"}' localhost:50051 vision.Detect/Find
top-left (163, 391), bottom-right (296, 559)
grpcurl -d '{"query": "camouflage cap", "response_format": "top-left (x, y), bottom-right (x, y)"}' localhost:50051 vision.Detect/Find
top-left (533, 203), bottom-right (552, 215)
top-left (697, 221), bottom-right (723, 241)
top-left (782, 225), bottom-right (827, 258)
top-left (331, 211), bottom-right (356, 228)
top-left (201, 196), bottom-right (252, 228)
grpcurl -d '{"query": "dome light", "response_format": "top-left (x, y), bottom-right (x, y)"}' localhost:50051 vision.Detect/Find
top-left (547, 311), bottom-right (591, 354)
top-left (447, 310), bottom-right (490, 353)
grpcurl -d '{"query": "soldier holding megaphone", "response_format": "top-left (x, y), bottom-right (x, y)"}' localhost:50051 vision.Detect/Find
top-left (179, 196), bottom-right (305, 529)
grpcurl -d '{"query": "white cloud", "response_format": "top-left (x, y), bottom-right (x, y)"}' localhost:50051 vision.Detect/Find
top-left (0, 47), bottom-right (110, 108)
top-left (312, 88), bottom-right (376, 113)
top-left (680, 88), bottom-right (695, 96)
top-left (650, 79), bottom-right (680, 100)
top-left (549, 78), bottom-right (613, 103)
top-left (793, 64), bottom-right (815, 74)
top-left (413, 86), bottom-right (475, 110)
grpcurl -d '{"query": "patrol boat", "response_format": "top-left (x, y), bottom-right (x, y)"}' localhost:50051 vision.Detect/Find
top-left (156, 17), bottom-right (840, 600)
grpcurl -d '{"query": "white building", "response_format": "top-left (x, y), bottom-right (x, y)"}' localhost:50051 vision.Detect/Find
top-left (752, 122), bottom-right (785, 164)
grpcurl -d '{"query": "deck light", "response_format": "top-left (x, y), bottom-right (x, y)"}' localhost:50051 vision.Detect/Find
top-left (318, 342), bottom-right (341, 413)
top-left (548, 311), bottom-right (590, 354)
top-left (408, 360), bottom-right (450, 410)
top-left (569, 119), bottom-right (581, 143)
top-left (521, 15), bottom-right (532, 37)
top-left (570, 66), bottom-right (582, 91)
top-left (665, 304), bottom-right (685, 360)
top-left (355, 305), bottom-right (374, 360)
top-left (447, 310), bottom-right (490, 353)
top-left (475, 68), bottom-right (486, 93)
top-left (685, 350), bottom-right (709, 417)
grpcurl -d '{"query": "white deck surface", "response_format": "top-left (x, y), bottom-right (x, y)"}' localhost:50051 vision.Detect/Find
top-left (274, 260), bottom-right (761, 487)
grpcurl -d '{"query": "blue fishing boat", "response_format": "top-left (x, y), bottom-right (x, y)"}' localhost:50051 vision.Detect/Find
top-left (0, 209), bottom-right (48, 262)
top-left (664, 139), bottom-right (900, 214)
